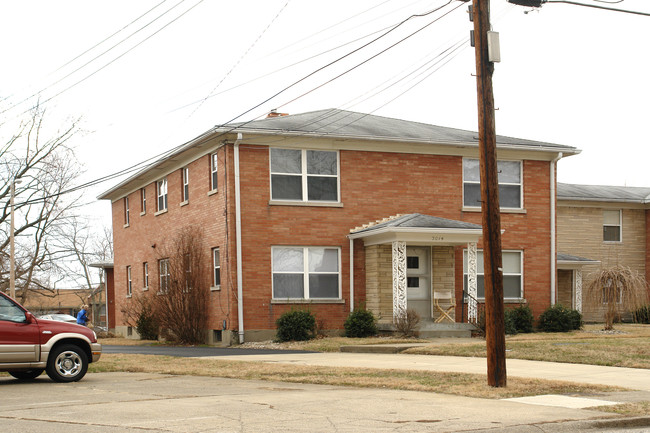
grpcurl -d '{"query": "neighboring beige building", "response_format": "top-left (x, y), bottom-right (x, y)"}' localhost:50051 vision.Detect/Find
top-left (557, 183), bottom-right (650, 322)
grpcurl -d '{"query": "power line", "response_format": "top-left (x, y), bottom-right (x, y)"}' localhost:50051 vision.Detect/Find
top-left (8, 1), bottom-right (465, 208)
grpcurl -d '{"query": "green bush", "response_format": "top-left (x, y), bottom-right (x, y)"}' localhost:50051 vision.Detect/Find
top-left (633, 305), bottom-right (650, 324)
top-left (136, 307), bottom-right (159, 340)
top-left (275, 309), bottom-right (316, 342)
top-left (344, 308), bottom-right (377, 338)
top-left (510, 304), bottom-right (534, 333)
top-left (504, 309), bottom-right (518, 335)
top-left (538, 304), bottom-right (582, 332)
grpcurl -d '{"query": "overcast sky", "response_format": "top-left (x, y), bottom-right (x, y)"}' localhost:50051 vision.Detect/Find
top-left (2, 0), bottom-right (649, 227)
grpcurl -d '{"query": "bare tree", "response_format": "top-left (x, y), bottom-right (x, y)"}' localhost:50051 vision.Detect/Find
top-left (0, 106), bottom-right (83, 303)
top-left (586, 266), bottom-right (650, 330)
top-left (152, 226), bottom-right (209, 344)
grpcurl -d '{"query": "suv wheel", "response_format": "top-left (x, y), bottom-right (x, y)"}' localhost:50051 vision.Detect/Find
top-left (46, 344), bottom-right (88, 382)
top-left (9, 369), bottom-right (44, 380)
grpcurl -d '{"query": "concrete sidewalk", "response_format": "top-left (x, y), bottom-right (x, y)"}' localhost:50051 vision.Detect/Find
top-left (211, 349), bottom-right (650, 392)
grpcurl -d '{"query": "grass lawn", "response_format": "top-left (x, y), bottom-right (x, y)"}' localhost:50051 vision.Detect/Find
top-left (404, 324), bottom-right (650, 369)
top-left (94, 324), bottom-right (650, 416)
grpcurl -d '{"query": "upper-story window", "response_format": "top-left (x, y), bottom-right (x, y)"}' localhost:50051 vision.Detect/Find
top-left (182, 167), bottom-right (189, 203)
top-left (463, 158), bottom-right (522, 209)
top-left (211, 153), bottom-right (218, 191)
top-left (270, 148), bottom-right (339, 202)
top-left (603, 210), bottom-right (621, 242)
top-left (124, 197), bottom-right (130, 226)
top-left (157, 178), bottom-right (168, 212)
top-left (140, 188), bottom-right (146, 214)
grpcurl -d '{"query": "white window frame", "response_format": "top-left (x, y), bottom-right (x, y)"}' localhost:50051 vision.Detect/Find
top-left (126, 266), bottom-right (132, 297)
top-left (269, 148), bottom-right (340, 203)
top-left (603, 210), bottom-right (622, 243)
top-left (156, 177), bottom-right (168, 213)
top-left (271, 246), bottom-right (341, 300)
top-left (182, 167), bottom-right (189, 203)
top-left (143, 262), bottom-right (149, 291)
top-left (159, 258), bottom-right (170, 294)
top-left (140, 187), bottom-right (146, 215)
top-left (210, 153), bottom-right (218, 192)
top-left (463, 249), bottom-right (523, 300)
top-left (124, 197), bottom-right (130, 226)
top-left (212, 247), bottom-right (221, 290)
top-left (462, 158), bottom-right (523, 210)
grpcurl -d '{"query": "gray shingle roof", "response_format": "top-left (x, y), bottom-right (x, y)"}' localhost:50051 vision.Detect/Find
top-left (558, 183), bottom-right (650, 204)
top-left (350, 213), bottom-right (482, 234)
top-left (221, 109), bottom-right (578, 152)
top-left (557, 253), bottom-right (599, 264)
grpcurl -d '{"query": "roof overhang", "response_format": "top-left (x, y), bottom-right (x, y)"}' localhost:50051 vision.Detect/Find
top-left (348, 227), bottom-right (483, 246)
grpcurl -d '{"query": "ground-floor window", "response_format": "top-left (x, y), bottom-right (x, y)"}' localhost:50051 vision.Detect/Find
top-left (463, 250), bottom-right (523, 300)
top-left (272, 246), bottom-right (340, 299)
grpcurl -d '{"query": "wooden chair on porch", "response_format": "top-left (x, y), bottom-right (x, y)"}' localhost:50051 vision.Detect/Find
top-left (434, 290), bottom-right (456, 323)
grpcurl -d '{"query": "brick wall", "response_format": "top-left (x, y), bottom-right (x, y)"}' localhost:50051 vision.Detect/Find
top-left (111, 141), bottom-right (556, 340)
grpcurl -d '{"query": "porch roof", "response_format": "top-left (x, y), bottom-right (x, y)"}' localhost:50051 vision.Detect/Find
top-left (348, 213), bottom-right (482, 246)
top-left (557, 252), bottom-right (600, 269)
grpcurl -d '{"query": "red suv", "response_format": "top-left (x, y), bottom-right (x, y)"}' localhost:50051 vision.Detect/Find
top-left (0, 292), bottom-right (101, 382)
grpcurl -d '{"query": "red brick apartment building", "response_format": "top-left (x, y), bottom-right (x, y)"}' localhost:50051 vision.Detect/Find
top-left (99, 109), bottom-right (581, 343)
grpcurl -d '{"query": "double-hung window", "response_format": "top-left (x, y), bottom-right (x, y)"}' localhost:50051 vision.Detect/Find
top-left (157, 178), bottom-right (168, 212)
top-left (124, 197), bottom-right (130, 226)
top-left (270, 148), bottom-right (339, 202)
top-left (463, 159), bottom-right (522, 209)
top-left (159, 258), bottom-right (170, 293)
top-left (212, 248), bottom-right (221, 289)
top-left (140, 188), bottom-right (146, 214)
top-left (211, 153), bottom-right (218, 191)
top-left (143, 262), bottom-right (149, 290)
top-left (603, 210), bottom-right (621, 242)
top-left (126, 266), bottom-right (132, 297)
top-left (463, 250), bottom-right (523, 300)
top-left (182, 167), bottom-right (189, 202)
top-left (272, 246), bottom-right (340, 299)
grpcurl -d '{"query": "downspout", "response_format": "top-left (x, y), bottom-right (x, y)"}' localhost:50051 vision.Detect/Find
top-left (234, 133), bottom-right (244, 343)
top-left (550, 152), bottom-right (563, 305)
top-left (349, 238), bottom-right (354, 312)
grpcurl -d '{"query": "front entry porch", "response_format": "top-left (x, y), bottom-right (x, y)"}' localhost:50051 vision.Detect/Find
top-left (349, 214), bottom-right (483, 336)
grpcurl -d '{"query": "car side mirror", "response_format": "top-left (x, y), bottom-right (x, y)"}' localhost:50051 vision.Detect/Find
top-left (24, 311), bottom-right (35, 324)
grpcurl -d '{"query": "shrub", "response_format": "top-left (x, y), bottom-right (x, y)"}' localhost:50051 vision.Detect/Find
top-left (538, 304), bottom-right (582, 332)
top-left (504, 309), bottom-right (518, 335)
top-left (633, 305), bottom-right (650, 324)
top-left (136, 306), bottom-right (159, 340)
top-left (510, 304), bottom-right (534, 333)
top-left (393, 308), bottom-right (421, 338)
top-left (275, 309), bottom-right (316, 342)
top-left (344, 308), bottom-right (377, 338)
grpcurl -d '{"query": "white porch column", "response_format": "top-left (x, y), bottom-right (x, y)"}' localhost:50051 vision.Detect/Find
top-left (392, 240), bottom-right (407, 320)
top-left (575, 269), bottom-right (583, 313)
top-left (467, 242), bottom-right (478, 322)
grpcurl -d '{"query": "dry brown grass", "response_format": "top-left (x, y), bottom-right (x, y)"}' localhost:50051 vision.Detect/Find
top-left (404, 324), bottom-right (650, 369)
top-left (89, 353), bottom-right (621, 400)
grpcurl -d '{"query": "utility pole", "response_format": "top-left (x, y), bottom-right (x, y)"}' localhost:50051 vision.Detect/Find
top-left (471, 0), bottom-right (507, 387)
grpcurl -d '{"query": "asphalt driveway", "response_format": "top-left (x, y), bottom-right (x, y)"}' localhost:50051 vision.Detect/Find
top-left (103, 344), bottom-right (314, 357)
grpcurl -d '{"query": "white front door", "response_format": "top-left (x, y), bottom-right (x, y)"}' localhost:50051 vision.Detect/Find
top-left (406, 247), bottom-right (432, 320)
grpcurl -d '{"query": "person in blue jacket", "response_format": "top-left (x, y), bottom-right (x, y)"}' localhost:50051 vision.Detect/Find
top-left (76, 305), bottom-right (89, 326)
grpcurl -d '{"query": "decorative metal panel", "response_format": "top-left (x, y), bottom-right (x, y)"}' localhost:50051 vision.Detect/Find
top-left (575, 270), bottom-right (583, 313)
top-left (467, 242), bottom-right (478, 322)
top-left (392, 241), bottom-right (407, 320)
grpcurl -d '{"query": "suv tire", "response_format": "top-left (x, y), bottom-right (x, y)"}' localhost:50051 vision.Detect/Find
top-left (9, 369), bottom-right (44, 380)
top-left (46, 344), bottom-right (88, 382)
